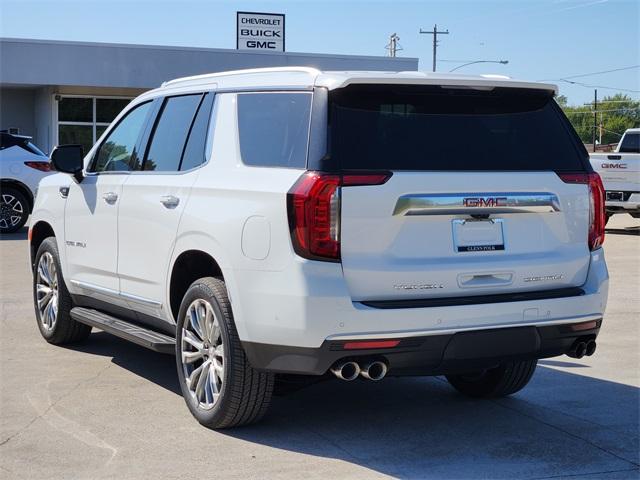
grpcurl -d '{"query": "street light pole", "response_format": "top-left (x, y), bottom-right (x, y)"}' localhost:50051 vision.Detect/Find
top-left (449, 60), bottom-right (509, 72)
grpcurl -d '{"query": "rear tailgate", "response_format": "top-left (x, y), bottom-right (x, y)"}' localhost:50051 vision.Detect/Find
top-left (329, 84), bottom-right (593, 302)
top-left (590, 153), bottom-right (640, 192)
top-left (341, 172), bottom-right (589, 301)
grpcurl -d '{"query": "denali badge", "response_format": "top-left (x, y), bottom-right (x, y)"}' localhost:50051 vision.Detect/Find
top-left (524, 274), bottom-right (563, 282)
top-left (394, 284), bottom-right (444, 290)
top-left (462, 197), bottom-right (507, 208)
top-left (65, 240), bottom-right (86, 248)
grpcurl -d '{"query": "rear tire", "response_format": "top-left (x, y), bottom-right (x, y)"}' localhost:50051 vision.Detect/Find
top-left (0, 186), bottom-right (29, 234)
top-left (176, 277), bottom-right (274, 429)
top-left (446, 359), bottom-right (537, 398)
top-left (33, 237), bottom-right (91, 344)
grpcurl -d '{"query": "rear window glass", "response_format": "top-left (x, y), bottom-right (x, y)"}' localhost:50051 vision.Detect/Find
top-left (619, 133), bottom-right (639, 153)
top-left (329, 85), bottom-right (587, 172)
top-left (237, 92), bottom-right (312, 168)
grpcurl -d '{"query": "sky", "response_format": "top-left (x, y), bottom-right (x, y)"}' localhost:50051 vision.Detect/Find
top-left (1, 0), bottom-right (638, 105)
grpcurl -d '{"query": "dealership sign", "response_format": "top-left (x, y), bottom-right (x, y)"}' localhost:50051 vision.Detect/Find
top-left (237, 11), bottom-right (285, 52)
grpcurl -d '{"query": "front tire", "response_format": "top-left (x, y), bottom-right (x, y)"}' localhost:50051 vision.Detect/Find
top-left (446, 359), bottom-right (537, 398)
top-left (176, 277), bottom-right (274, 429)
top-left (0, 186), bottom-right (29, 234)
top-left (33, 237), bottom-right (91, 344)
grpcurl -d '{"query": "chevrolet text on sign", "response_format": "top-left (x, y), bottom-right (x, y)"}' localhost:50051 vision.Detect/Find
top-left (236, 11), bottom-right (285, 52)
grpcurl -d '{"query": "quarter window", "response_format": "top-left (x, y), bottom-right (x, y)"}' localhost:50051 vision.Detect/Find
top-left (143, 95), bottom-right (203, 172)
top-left (237, 93), bottom-right (312, 168)
top-left (91, 102), bottom-right (152, 173)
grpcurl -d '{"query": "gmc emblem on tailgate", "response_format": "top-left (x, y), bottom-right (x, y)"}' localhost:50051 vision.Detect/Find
top-left (601, 163), bottom-right (627, 169)
top-left (462, 197), bottom-right (508, 207)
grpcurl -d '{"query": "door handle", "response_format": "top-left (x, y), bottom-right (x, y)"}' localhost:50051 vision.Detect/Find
top-left (160, 195), bottom-right (180, 209)
top-left (103, 192), bottom-right (118, 205)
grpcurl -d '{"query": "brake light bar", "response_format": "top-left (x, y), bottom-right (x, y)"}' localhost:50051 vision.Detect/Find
top-left (558, 172), bottom-right (605, 251)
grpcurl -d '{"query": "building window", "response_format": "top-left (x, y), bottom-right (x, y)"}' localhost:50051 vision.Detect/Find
top-left (57, 96), bottom-right (132, 155)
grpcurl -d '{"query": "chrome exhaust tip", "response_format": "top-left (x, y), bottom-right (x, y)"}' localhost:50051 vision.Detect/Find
top-left (586, 340), bottom-right (597, 356)
top-left (360, 361), bottom-right (388, 381)
top-left (331, 361), bottom-right (360, 381)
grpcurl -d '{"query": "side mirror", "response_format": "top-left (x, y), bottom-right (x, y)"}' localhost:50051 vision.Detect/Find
top-left (50, 145), bottom-right (84, 183)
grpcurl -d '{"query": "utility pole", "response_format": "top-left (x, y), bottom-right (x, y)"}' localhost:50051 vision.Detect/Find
top-left (386, 33), bottom-right (401, 57)
top-left (419, 24), bottom-right (449, 72)
top-left (593, 89), bottom-right (598, 152)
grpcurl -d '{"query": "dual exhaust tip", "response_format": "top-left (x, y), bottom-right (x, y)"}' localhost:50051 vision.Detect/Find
top-left (331, 360), bottom-right (388, 382)
top-left (567, 339), bottom-right (597, 359)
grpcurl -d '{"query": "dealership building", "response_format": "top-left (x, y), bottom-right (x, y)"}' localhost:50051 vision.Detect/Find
top-left (0, 38), bottom-right (418, 154)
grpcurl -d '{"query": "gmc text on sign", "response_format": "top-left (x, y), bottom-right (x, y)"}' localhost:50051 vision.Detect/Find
top-left (236, 11), bottom-right (285, 52)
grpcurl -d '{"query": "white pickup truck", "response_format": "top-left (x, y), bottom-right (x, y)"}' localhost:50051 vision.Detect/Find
top-left (590, 128), bottom-right (640, 222)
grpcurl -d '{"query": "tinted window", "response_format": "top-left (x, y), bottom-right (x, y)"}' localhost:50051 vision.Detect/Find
top-left (144, 95), bottom-right (202, 172)
top-left (58, 97), bottom-right (92, 122)
top-left (92, 101), bottom-right (152, 172)
top-left (619, 133), bottom-right (639, 153)
top-left (237, 93), bottom-right (311, 168)
top-left (96, 98), bottom-right (131, 123)
top-left (180, 94), bottom-right (214, 171)
top-left (329, 85), bottom-right (587, 172)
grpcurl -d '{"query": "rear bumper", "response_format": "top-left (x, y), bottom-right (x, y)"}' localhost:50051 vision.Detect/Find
top-left (243, 319), bottom-right (602, 375)
top-left (232, 249), bottom-right (608, 374)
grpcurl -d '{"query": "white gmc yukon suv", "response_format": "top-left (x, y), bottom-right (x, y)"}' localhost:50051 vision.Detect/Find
top-left (29, 68), bottom-right (609, 429)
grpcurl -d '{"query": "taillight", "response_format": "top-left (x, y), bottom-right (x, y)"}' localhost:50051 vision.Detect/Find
top-left (287, 171), bottom-right (391, 261)
top-left (558, 172), bottom-right (605, 250)
top-left (24, 161), bottom-right (51, 172)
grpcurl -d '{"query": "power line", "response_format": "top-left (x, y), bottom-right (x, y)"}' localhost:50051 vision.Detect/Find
top-left (564, 108), bottom-right (640, 114)
top-left (538, 65), bottom-right (640, 82)
top-left (557, 79), bottom-right (640, 94)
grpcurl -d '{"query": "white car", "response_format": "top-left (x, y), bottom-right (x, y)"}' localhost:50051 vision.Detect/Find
top-left (29, 68), bottom-right (609, 429)
top-left (0, 133), bottom-right (52, 233)
top-left (589, 128), bottom-right (640, 222)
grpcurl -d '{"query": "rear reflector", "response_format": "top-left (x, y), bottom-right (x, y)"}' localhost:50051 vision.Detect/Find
top-left (343, 340), bottom-right (400, 350)
top-left (558, 172), bottom-right (605, 250)
top-left (569, 320), bottom-right (598, 331)
top-left (24, 161), bottom-right (51, 172)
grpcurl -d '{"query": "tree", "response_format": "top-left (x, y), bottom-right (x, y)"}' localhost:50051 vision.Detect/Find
top-left (559, 94), bottom-right (640, 146)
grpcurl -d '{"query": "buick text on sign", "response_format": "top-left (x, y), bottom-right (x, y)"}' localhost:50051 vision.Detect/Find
top-left (237, 11), bottom-right (285, 52)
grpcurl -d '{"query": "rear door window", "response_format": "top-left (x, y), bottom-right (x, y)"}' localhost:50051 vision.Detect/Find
top-left (329, 85), bottom-right (588, 172)
top-left (180, 94), bottom-right (215, 171)
top-left (237, 92), bottom-right (312, 168)
top-left (143, 94), bottom-right (203, 172)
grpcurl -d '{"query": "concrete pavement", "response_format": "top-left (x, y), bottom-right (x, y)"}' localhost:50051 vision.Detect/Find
top-left (1, 215), bottom-right (638, 479)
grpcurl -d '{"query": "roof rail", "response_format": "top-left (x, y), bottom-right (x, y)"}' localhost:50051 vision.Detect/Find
top-left (162, 66), bottom-right (322, 87)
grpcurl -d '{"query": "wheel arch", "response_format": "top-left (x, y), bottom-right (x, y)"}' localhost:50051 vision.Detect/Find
top-left (168, 249), bottom-right (226, 324)
top-left (1, 178), bottom-right (34, 212)
top-left (29, 220), bottom-right (56, 269)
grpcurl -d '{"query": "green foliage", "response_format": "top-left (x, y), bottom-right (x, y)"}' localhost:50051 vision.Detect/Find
top-left (558, 94), bottom-right (640, 145)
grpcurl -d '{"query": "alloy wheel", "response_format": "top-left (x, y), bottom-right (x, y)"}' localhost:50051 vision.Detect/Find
top-left (181, 298), bottom-right (225, 410)
top-left (36, 252), bottom-right (59, 331)
top-left (0, 193), bottom-right (25, 230)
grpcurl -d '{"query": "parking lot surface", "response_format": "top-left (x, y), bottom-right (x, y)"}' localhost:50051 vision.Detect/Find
top-left (0, 215), bottom-right (638, 480)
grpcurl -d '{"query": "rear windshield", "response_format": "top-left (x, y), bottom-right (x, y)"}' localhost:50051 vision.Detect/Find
top-left (328, 85), bottom-right (588, 172)
top-left (619, 132), bottom-right (639, 153)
